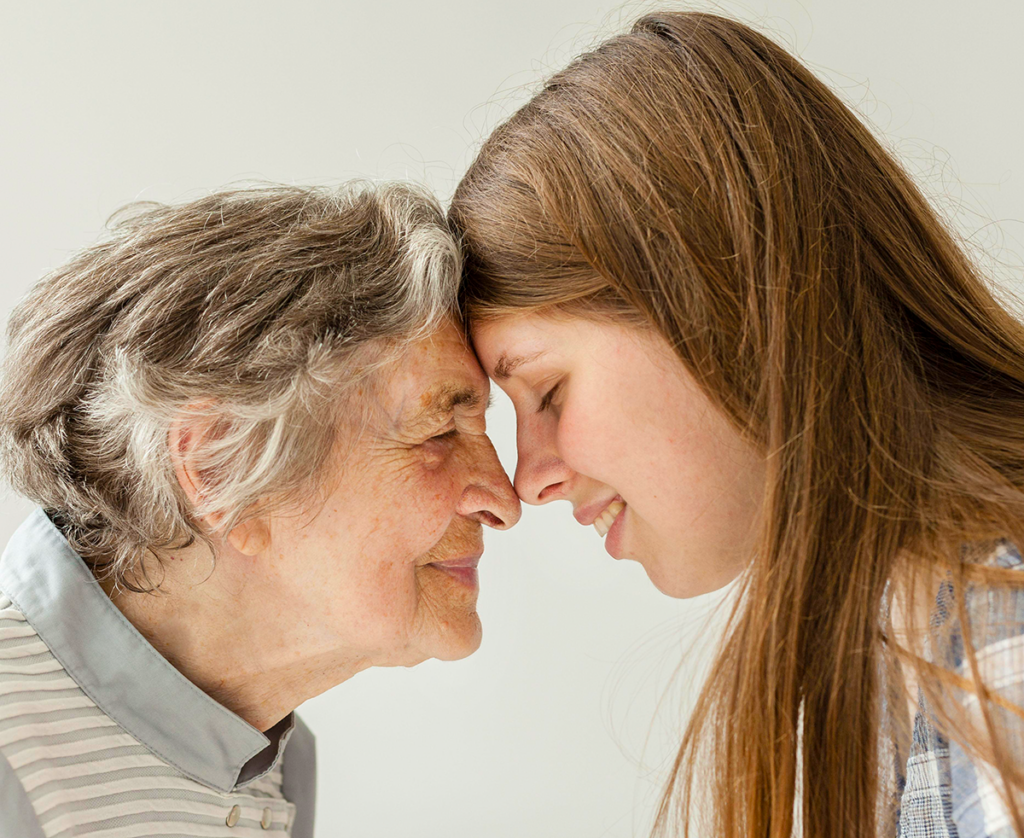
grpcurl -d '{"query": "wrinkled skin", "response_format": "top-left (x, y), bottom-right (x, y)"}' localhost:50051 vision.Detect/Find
top-left (109, 322), bottom-right (521, 730)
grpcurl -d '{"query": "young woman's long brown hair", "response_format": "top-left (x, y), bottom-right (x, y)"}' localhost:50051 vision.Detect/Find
top-left (449, 11), bottom-right (1024, 838)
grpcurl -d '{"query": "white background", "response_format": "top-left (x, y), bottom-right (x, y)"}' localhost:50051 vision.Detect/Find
top-left (2, 2), bottom-right (1022, 835)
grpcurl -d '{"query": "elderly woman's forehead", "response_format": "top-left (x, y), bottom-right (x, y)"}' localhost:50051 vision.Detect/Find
top-left (379, 334), bottom-right (489, 422)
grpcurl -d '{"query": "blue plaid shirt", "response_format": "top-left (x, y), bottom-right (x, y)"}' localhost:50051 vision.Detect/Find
top-left (896, 541), bottom-right (1024, 838)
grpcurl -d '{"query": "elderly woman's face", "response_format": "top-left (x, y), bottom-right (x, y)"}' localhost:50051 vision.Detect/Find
top-left (264, 322), bottom-right (520, 667)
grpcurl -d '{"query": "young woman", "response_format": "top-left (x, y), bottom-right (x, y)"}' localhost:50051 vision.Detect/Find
top-left (448, 11), bottom-right (1024, 838)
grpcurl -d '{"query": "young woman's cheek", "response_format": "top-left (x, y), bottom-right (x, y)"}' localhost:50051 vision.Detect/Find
top-left (554, 393), bottom-right (614, 485)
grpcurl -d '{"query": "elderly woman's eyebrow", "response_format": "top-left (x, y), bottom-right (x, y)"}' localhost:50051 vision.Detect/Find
top-left (412, 384), bottom-right (490, 424)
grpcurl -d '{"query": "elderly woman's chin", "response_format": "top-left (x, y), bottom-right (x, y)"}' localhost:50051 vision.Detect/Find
top-left (432, 613), bottom-right (483, 662)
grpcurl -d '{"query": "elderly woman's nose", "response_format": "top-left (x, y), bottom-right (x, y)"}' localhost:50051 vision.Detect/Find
top-left (513, 419), bottom-right (574, 505)
top-left (456, 435), bottom-right (521, 529)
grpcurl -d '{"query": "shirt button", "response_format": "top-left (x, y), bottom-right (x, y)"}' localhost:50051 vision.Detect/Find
top-left (261, 807), bottom-right (273, 829)
top-left (226, 805), bottom-right (241, 827)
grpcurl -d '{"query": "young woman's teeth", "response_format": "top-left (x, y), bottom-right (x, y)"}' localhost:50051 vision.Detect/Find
top-left (593, 500), bottom-right (625, 537)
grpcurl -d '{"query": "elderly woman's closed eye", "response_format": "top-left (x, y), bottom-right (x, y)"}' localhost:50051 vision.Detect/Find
top-left (0, 182), bottom-right (520, 838)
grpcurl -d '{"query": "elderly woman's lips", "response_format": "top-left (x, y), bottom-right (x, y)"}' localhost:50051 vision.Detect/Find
top-left (428, 555), bottom-right (481, 587)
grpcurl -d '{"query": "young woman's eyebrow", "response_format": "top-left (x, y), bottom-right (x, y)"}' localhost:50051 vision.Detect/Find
top-left (493, 351), bottom-right (543, 380)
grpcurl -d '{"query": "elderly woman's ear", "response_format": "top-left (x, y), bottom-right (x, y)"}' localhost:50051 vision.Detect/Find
top-left (167, 408), bottom-right (271, 557)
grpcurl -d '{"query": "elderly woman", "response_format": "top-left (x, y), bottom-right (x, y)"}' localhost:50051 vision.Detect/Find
top-left (0, 183), bottom-right (519, 837)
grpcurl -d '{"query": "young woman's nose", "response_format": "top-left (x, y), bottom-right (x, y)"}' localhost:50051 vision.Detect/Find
top-left (513, 415), bottom-right (575, 505)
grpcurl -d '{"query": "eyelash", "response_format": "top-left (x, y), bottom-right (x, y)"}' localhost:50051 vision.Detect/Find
top-left (538, 381), bottom-right (561, 413)
top-left (429, 428), bottom-right (458, 442)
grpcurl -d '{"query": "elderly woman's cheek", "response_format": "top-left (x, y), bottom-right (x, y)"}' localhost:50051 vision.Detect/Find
top-left (379, 442), bottom-right (453, 493)
top-left (421, 441), bottom-right (466, 496)
top-left (407, 448), bottom-right (464, 542)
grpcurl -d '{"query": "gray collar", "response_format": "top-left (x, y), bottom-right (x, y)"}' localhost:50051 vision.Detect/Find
top-left (0, 508), bottom-right (293, 794)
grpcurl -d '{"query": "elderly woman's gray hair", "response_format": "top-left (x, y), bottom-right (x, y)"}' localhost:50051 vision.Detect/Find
top-left (0, 182), bottom-right (461, 590)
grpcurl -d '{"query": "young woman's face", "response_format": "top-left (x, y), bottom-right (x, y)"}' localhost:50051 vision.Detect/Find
top-left (472, 312), bottom-right (765, 598)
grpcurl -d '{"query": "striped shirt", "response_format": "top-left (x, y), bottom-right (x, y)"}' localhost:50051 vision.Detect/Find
top-left (0, 509), bottom-right (316, 838)
top-left (896, 540), bottom-right (1024, 838)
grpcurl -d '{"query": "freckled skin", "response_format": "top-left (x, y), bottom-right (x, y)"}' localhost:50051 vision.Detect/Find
top-left (108, 323), bottom-right (520, 731)
top-left (472, 314), bottom-right (765, 599)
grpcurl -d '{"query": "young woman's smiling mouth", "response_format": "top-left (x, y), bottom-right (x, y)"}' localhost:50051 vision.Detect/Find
top-left (572, 495), bottom-right (627, 551)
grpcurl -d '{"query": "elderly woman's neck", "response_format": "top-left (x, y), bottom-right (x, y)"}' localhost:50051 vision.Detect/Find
top-left (99, 540), bottom-right (372, 732)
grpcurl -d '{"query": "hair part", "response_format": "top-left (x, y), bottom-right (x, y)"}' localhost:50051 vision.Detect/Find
top-left (1, 181), bottom-right (461, 591)
top-left (450, 11), bottom-right (1024, 838)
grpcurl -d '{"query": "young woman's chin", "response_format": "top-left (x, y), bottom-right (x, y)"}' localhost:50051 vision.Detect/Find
top-left (630, 549), bottom-right (745, 600)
